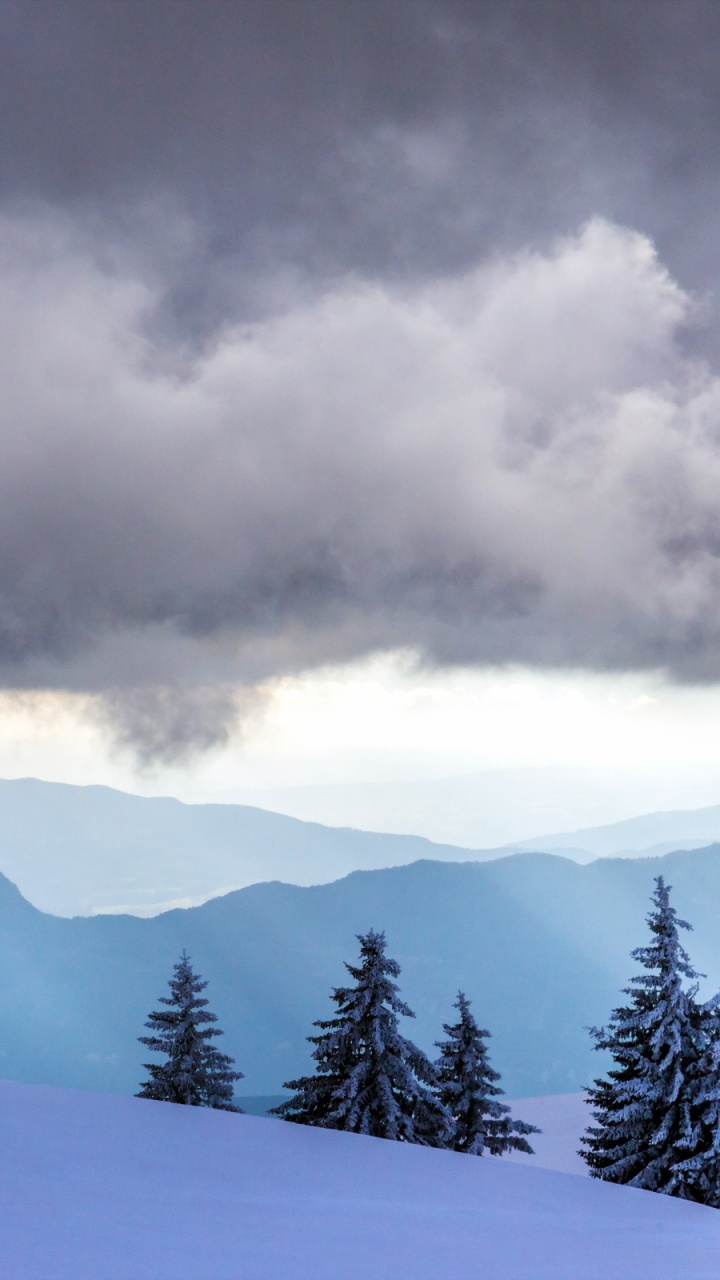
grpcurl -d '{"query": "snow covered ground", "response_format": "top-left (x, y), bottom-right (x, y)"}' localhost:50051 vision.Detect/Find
top-left (504, 1091), bottom-right (589, 1175)
top-left (1, 1079), bottom-right (718, 1279)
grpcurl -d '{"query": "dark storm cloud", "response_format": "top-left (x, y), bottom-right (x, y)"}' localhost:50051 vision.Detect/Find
top-left (3, 1), bottom-right (720, 324)
top-left (1, 1), bottom-right (720, 755)
top-left (96, 684), bottom-right (260, 766)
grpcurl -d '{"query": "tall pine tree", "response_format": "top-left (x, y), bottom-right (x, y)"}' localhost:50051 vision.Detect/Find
top-left (137, 951), bottom-right (244, 1110)
top-left (580, 877), bottom-right (703, 1195)
top-left (670, 1002), bottom-right (720, 1205)
top-left (435, 991), bottom-right (538, 1155)
top-left (273, 929), bottom-right (452, 1146)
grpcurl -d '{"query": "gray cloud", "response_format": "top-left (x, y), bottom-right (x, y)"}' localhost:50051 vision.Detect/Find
top-left (2, 3), bottom-right (720, 754)
top-left (0, 214), bottom-right (719, 706)
top-left (2, 2), bottom-right (720, 335)
top-left (95, 685), bottom-right (257, 766)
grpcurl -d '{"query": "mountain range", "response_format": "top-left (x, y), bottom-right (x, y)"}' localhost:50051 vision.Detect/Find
top-left (3, 843), bottom-right (720, 1100)
top-left (507, 804), bottom-right (720, 861)
top-left (0, 777), bottom-right (487, 916)
top-left (4, 777), bottom-right (720, 917)
top-left (232, 762), bottom-right (720, 847)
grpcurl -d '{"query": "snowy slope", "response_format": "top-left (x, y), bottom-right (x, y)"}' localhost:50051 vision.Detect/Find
top-left (504, 1092), bottom-right (589, 1175)
top-left (1, 1080), bottom-right (718, 1280)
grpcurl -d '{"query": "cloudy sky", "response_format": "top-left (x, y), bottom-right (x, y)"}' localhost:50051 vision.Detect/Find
top-left (3, 0), bottom-right (720, 832)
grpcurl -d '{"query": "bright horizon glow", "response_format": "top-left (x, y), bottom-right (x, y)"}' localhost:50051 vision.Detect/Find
top-left (1, 654), bottom-right (720, 827)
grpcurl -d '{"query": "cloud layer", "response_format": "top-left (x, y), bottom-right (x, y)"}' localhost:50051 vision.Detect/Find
top-left (2, 213), bottom-right (720, 742)
top-left (2, 4), bottom-right (720, 762)
top-left (3, 1), bottom-right (720, 340)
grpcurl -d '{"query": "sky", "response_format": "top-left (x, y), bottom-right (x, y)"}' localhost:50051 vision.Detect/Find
top-left (3, 1), bottom-right (720, 830)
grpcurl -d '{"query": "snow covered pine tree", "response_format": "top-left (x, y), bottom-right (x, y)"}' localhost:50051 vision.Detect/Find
top-left (273, 929), bottom-right (452, 1146)
top-left (672, 1001), bottom-right (720, 1205)
top-left (137, 951), bottom-right (244, 1110)
top-left (580, 876), bottom-right (706, 1197)
top-left (435, 991), bottom-right (538, 1155)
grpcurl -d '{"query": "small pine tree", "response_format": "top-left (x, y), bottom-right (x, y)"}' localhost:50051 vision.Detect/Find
top-left (137, 951), bottom-right (244, 1111)
top-left (580, 877), bottom-right (702, 1195)
top-left (273, 929), bottom-right (452, 1146)
top-left (435, 991), bottom-right (538, 1155)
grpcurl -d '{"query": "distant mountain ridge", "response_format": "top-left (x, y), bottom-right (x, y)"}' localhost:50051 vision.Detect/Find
top-left (2, 777), bottom-right (720, 917)
top-left (232, 763), bottom-right (720, 848)
top-left (3, 844), bottom-right (720, 1099)
top-left (505, 803), bottom-right (720, 860)
top-left (0, 777), bottom-right (491, 916)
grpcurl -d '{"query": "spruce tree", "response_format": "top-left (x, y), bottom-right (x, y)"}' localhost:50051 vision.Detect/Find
top-left (580, 877), bottom-right (702, 1195)
top-left (670, 1003), bottom-right (720, 1205)
top-left (435, 991), bottom-right (538, 1155)
top-left (273, 929), bottom-right (452, 1146)
top-left (137, 951), bottom-right (244, 1110)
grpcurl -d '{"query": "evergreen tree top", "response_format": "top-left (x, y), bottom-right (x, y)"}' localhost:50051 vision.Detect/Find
top-left (435, 990), bottom-right (537, 1156)
top-left (275, 928), bottom-right (451, 1146)
top-left (152, 950), bottom-right (217, 1019)
top-left (320, 928), bottom-right (415, 1028)
top-left (630, 876), bottom-right (701, 989)
top-left (137, 950), bottom-right (243, 1110)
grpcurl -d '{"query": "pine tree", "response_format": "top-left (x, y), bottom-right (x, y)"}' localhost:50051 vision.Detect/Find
top-left (272, 929), bottom-right (452, 1146)
top-left (580, 877), bottom-right (703, 1195)
top-left (670, 1002), bottom-right (720, 1205)
top-left (435, 991), bottom-right (538, 1155)
top-left (137, 951), bottom-right (244, 1110)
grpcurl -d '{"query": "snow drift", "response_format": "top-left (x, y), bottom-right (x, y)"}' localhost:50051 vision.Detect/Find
top-left (1, 1079), bottom-right (718, 1279)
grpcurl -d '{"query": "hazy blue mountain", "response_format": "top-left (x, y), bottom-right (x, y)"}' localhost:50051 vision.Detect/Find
top-left (0, 778), bottom-right (492, 916)
top-left (232, 763), bottom-right (720, 847)
top-left (4, 777), bottom-right (720, 919)
top-left (510, 803), bottom-right (720, 860)
top-left (2, 846), bottom-right (720, 1100)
